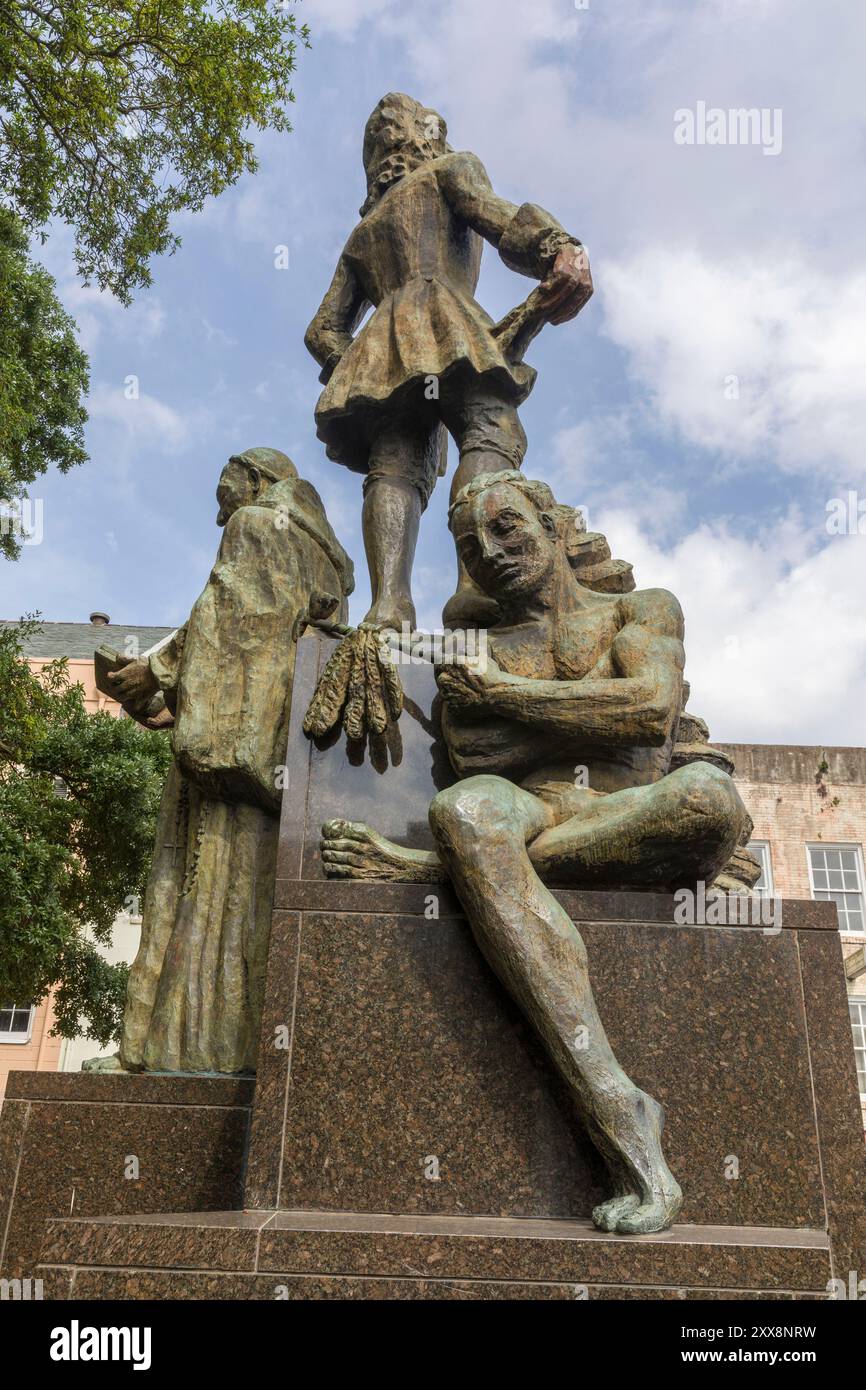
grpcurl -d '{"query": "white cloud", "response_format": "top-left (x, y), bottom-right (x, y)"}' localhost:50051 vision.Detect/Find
top-left (307, 0), bottom-right (402, 39)
top-left (60, 281), bottom-right (166, 355)
top-left (550, 412), bottom-right (636, 497)
top-left (595, 504), bottom-right (866, 744)
top-left (88, 384), bottom-right (191, 453)
top-left (600, 250), bottom-right (866, 482)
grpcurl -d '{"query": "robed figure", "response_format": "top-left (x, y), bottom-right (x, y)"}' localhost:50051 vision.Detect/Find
top-left (100, 448), bottom-right (353, 1074)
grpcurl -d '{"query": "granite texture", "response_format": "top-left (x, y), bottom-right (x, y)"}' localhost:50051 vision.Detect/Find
top-left (243, 912), bottom-right (301, 1209)
top-left (252, 909), bottom-right (825, 1228)
top-left (0, 1074), bottom-right (251, 1281)
top-left (40, 1271), bottom-right (829, 1301)
top-left (3, 1071), bottom-right (255, 1106)
top-left (797, 928), bottom-right (866, 1278)
top-left (271, 877), bottom-right (837, 931)
top-left (40, 1212), bottom-right (270, 1273)
top-left (37, 1210), bottom-right (831, 1298)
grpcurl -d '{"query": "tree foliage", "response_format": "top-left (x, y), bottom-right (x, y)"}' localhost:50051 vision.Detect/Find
top-left (0, 208), bottom-right (89, 559)
top-left (0, 1), bottom-right (308, 548)
top-left (0, 618), bottom-right (172, 1044)
top-left (0, 0), bottom-right (309, 301)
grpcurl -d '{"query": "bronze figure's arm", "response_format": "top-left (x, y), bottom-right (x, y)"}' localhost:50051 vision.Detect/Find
top-left (304, 256), bottom-right (370, 383)
top-left (437, 601), bottom-right (685, 747)
top-left (437, 151), bottom-right (593, 338)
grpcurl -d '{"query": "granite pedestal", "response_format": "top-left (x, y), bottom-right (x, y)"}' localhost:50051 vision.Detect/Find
top-left (12, 633), bottom-right (866, 1298)
top-left (0, 1072), bottom-right (253, 1284)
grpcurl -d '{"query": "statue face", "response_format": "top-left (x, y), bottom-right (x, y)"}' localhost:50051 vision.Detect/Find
top-left (216, 459), bottom-right (258, 526)
top-left (452, 484), bottom-right (557, 603)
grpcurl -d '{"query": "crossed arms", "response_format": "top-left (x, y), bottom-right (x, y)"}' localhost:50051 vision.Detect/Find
top-left (437, 594), bottom-right (685, 750)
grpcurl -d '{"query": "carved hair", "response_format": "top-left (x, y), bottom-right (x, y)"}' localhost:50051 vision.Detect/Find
top-left (447, 470), bottom-right (555, 529)
top-left (360, 93), bottom-right (450, 216)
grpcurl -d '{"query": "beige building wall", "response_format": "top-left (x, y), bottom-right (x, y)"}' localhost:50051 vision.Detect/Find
top-left (0, 998), bottom-right (64, 1100)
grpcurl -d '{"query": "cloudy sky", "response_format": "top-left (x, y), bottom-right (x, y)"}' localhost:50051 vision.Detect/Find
top-left (2, 0), bottom-right (864, 744)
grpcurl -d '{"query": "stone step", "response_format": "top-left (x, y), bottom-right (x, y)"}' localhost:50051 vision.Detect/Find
top-left (37, 1209), bottom-right (832, 1299)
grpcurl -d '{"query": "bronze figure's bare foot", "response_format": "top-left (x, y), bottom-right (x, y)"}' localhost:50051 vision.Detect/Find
top-left (592, 1194), bottom-right (641, 1231)
top-left (363, 595), bottom-right (416, 634)
top-left (593, 1091), bottom-right (684, 1234)
top-left (321, 819), bottom-right (444, 883)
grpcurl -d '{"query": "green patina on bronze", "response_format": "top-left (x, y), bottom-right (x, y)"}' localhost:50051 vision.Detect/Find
top-left (321, 470), bottom-right (753, 1234)
top-left (304, 92), bottom-right (593, 631)
top-left (88, 449), bottom-right (353, 1076)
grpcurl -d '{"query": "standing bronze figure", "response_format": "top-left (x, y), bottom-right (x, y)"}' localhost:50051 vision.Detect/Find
top-left (305, 92), bottom-right (593, 630)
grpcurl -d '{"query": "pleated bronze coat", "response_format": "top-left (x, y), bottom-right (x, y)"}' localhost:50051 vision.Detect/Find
top-left (305, 151), bottom-right (578, 474)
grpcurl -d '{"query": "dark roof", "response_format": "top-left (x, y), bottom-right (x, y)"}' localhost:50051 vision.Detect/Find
top-left (0, 620), bottom-right (174, 660)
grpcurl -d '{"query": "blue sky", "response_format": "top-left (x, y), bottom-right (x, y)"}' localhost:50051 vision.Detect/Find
top-left (2, 0), bottom-right (864, 743)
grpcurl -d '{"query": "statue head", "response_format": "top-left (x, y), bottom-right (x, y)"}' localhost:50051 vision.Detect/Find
top-left (216, 447), bottom-right (297, 526)
top-left (448, 471), bottom-right (561, 607)
top-left (361, 93), bottom-right (449, 216)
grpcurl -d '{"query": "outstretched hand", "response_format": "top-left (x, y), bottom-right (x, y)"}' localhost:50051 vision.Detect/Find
top-left (435, 651), bottom-right (510, 709)
top-left (537, 243), bottom-right (593, 325)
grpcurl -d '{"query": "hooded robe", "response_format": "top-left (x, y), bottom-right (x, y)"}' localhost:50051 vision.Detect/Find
top-left (120, 472), bottom-right (353, 1074)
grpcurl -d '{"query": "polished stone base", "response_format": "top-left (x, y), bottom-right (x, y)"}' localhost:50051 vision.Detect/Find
top-left (240, 636), bottom-right (866, 1293)
top-left (7, 635), bottom-right (866, 1301)
top-left (37, 1208), bottom-right (833, 1299)
top-left (0, 1071), bottom-right (253, 1283)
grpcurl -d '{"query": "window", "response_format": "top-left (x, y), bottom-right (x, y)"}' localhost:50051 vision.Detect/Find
top-left (807, 845), bottom-right (865, 935)
top-left (0, 1003), bottom-right (34, 1044)
top-left (851, 999), bottom-right (866, 1100)
top-left (748, 841), bottom-right (774, 896)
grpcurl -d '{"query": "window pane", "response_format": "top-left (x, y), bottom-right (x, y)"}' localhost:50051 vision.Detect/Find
top-left (853, 1002), bottom-right (866, 1094)
top-left (747, 842), bottom-right (770, 893)
top-left (0, 1010), bottom-right (12, 1032)
top-left (811, 848), bottom-right (865, 933)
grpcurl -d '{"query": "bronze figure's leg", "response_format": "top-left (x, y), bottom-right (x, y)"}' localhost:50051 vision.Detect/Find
top-left (321, 764), bottom-right (747, 893)
top-left (362, 409), bottom-right (444, 632)
top-left (529, 763), bottom-right (749, 889)
top-left (428, 773), bottom-right (683, 1234)
top-left (439, 382), bottom-right (528, 628)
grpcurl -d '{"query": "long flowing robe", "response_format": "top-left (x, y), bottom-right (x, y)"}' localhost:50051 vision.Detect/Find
top-left (120, 480), bottom-right (353, 1074)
